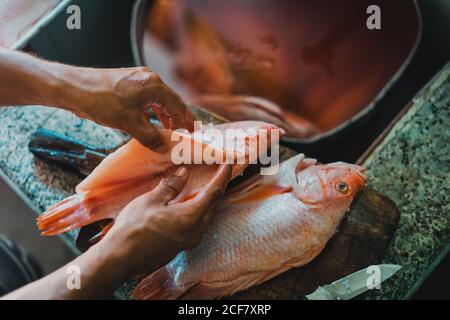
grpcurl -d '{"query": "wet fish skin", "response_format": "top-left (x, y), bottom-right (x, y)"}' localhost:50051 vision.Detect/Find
top-left (133, 154), bottom-right (368, 300)
top-left (37, 121), bottom-right (281, 236)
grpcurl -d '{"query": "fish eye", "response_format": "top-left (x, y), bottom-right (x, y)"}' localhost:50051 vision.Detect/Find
top-left (336, 182), bottom-right (349, 194)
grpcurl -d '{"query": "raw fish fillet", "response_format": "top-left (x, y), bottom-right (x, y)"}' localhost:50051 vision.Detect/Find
top-left (37, 121), bottom-right (281, 236)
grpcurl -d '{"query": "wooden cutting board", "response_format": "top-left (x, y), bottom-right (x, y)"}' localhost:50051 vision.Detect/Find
top-left (233, 187), bottom-right (400, 299)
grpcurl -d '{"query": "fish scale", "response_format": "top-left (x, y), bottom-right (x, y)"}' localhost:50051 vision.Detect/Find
top-left (184, 196), bottom-right (317, 281)
top-left (134, 154), bottom-right (368, 299)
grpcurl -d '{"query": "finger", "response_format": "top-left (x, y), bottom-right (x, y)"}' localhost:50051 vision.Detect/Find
top-left (167, 101), bottom-right (195, 131)
top-left (184, 164), bottom-right (232, 217)
top-left (124, 116), bottom-right (168, 153)
top-left (150, 103), bottom-right (171, 129)
top-left (149, 167), bottom-right (189, 205)
top-left (152, 87), bottom-right (195, 131)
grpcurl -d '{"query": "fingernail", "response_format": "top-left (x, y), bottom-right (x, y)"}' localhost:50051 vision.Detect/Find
top-left (175, 167), bottom-right (188, 177)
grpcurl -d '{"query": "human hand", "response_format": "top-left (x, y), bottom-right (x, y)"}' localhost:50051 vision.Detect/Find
top-left (0, 49), bottom-right (194, 152)
top-left (64, 66), bottom-right (194, 152)
top-left (99, 164), bottom-right (232, 276)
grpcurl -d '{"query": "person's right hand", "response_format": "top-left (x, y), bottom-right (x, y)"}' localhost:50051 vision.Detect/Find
top-left (98, 164), bottom-right (232, 276)
top-left (0, 48), bottom-right (194, 153)
top-left (67, 67), bottom-right (194, 153)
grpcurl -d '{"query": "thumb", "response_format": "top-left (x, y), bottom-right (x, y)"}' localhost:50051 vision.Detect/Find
top-left (150, 167), bottom-right (189, 205)
top-left (125, 117), bottom-right (168, 153)
top-left (185, 164), bottom-right (232, 218)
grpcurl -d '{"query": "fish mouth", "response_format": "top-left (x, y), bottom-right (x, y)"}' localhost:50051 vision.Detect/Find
top-left (322, 162), bottom-right (369, 185)
top-left (350, 165), bottom-right (369, 184)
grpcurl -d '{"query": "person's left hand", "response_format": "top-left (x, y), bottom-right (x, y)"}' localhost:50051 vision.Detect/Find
top-left (98, 164), bottom-right (232, 276)
top-left (0, 165), bottom-right (232, 301)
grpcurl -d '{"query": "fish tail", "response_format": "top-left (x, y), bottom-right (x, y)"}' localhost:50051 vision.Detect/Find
top-left (37, 192), bottom-right (110, 236)
top-left (133, 266), bottom-right (187, 300)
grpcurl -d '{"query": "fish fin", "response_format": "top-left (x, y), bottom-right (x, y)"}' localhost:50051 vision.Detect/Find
top-left (226, 174), bottom-right (291, 204)
top-left (255, 244), bottom-right (328, 285)
top-left (133, 266), bottom-right (189, 300)
top-left (89, 221), bottom-right (114, 245)
top-left (296, 158), bottom-right (318, 172)
top-left (180, 245), bottom-right (327, 300)
top-left (37, 190), bottom-right (115, 236)
top-left (180, 265), bottom-right (301, 300)
top-left (226, 173), bottom-right (263, 197)
top-left (179, 272), bottom-right (269, 300)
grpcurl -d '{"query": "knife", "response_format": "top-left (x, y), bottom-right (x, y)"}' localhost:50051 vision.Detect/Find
top-left (305, 264), bottom-right (401, 300)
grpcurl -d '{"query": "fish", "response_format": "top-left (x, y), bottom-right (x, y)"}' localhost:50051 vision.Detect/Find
top-left (37, 121), bottom-right (282, 236)
top-left (133, 153), bottom-right (368, 300)
top-left (193, 95), bottom-right (321, 139)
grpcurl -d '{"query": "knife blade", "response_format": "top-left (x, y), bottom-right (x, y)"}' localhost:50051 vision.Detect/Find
top-left (305, 264), bottom-right (401, 300)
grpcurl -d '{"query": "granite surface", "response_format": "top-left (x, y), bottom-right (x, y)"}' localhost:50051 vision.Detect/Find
top-left (0, 107), bottom-right (126, 253)
top-left (362, 64), bottom-right (450, 299)
top-left (0, 64), bottom-right (449, 299)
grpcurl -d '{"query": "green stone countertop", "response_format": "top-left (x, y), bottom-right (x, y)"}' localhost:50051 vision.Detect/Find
top-left (362, 63), bottom-right (450, 299)
top-left (0, 64), bottom-right (448, 300)
top-left (0, 107), bottom-right (126, 254)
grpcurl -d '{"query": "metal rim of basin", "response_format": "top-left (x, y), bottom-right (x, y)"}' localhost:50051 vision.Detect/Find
top-left (10, 0), bottom-right (73, 50)
top-left (129, 0), bottom-right (423, 144)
